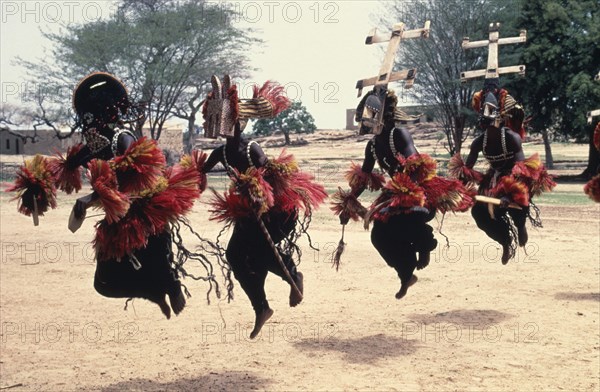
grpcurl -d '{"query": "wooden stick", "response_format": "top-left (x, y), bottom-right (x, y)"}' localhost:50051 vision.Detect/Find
top-left (475, 195), bottom-right (523, 210)
top-left (0, 384), bottom-right (24, 390)
top-left (363, 200), bottom-right (389, 230)
top-left (255, 212), bottom-right (302, 300)
top-left (227, 165), bottom-right (302, 299)
top-left (32, 197), bottom-right (39, 227)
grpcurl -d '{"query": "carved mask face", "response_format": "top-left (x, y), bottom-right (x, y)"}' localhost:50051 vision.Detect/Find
top-left (480, 91), bottom-right (501, 128)
top-left (356, 88), bottom-right (387, 135)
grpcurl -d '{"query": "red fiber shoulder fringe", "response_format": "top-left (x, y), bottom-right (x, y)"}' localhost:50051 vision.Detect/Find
top-left (370, 153), bottom-right (474, 222)
top-left (208, 150), bottom-right (326, 224)
top-left (93, 154), bottom-right (203, 260)
top-left (110, 137), bottom-right (165, 193)
top-left (510, 153), bottom-right (556, 197)
top-left (478, 153), bottom-right (555, 207)
top-left (208, 167), bottom-right (273, 224)
top-left (266, 150), bottom-right (327, 216)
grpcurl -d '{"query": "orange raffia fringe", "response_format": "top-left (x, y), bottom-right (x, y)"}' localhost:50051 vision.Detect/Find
top-left (421, 176), bottom-right (475, 213)
top-left (87, 159), bottom-right (130, 224)
top-left (208, 188), bottom-right (255, 224)
top-left (584, 174), bottom-right (600, 203)
top-left (94, 214), bottom-right (148, 262)
top-left (330, 188), bottom-right (366, 221)
top-left (209, 167), bottom-right (274, 223)
top-left (448, 154), bottom-right (484, 184)
top-left (379, 172), bottom-right (426, 209)
top-left (47, 143), bottom-right (84, 194)
top-left (399, 153), bottom-right (437, 183)
top-left (511, 153), bottom-right (556, 197)
top-left (253, 81), bottom-right (291, 116)
top-left (266, 150), bottom-right (327, 215)
top-left (110, 137), bottom-right (165, 193)
top-left (345, 162), bottom-right (385, 191)
top-left (179, 149), bottom-right (208, 192)
top-left (488, 175), bottom-right (530, 207)
top-left (7, 155), bottom-right (57, 217)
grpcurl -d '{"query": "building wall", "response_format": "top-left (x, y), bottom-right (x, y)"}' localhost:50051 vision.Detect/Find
top-left (141, 127), bottom-right (183, 160)
top-left (0, 132), bottom-right (23, 154)
top-left (0, 129), bottom-right (80, 156)
top-left (346, 109), bottom-right (358, 130)
top-left (1, 126), bottom-right (183, 159)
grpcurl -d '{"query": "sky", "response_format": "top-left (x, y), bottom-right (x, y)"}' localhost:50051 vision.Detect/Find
top-left (0, 0), bottom-right (418, 130)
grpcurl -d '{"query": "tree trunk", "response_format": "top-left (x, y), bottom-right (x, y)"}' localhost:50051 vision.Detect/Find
top-left (583, 125), bottom-right (599, 179)
top-left (541, 128), bottom-right (554, 169)
top-left (283, 130), bottom-right (290, 145)
top-left (453, 114), bottom-right (465, 155)
top-left (184, 114), bottom-right (196, 154)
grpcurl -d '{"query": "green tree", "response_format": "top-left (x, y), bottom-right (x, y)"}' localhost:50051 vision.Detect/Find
top-left (379, 0), bottom-right (523, 155)
top-left (253, 101), bottom-right (316, 145)
top-left (18, 0), bottom-right (258, 152)
top-left (509, 0), bottom-right (600, 172)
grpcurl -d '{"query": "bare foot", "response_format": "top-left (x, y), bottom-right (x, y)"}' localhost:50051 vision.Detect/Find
top-left (395, 275), bottom-right (418, 300)
top-left (249, 308), bottom-right (274, 339)
top-left (290, 271), bottom-right (304, 307)
top-left (168, 288), bottom-right (186, 316)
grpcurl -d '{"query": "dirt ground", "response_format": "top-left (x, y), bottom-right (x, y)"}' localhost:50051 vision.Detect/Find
top-left (1, 129), bottom-right (598, 391)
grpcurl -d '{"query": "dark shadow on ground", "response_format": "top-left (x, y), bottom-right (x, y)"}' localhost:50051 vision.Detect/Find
top-left (409, 309), bottom-right (513, 329)
top-left (100, 370), bottom-right (271, 392)
top-left (555, 292), bottom-right (600, 302)
top-left (293, 333), bottom-right (419, 365)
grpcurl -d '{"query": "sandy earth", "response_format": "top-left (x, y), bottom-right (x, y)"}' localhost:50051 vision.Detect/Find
top-left (0, 130), bottom-right (599, 391)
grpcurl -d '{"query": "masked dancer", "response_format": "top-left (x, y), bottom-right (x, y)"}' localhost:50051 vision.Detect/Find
top-left (332, 87), bottom-right (473, 299)
top-left (9, 72), bottom-right (225, 318)
top-left (200, 75), bottom-right (327, 338)
top-left (449, 79), bottom-right (555, 264)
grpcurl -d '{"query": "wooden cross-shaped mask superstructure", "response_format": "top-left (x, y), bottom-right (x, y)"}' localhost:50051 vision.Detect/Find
top-left (461, 22), bottom-right (527, 82)
top-left (355, 20), bottom-right (431, 97)
top-left (587, 71), bottom-right (600, 124)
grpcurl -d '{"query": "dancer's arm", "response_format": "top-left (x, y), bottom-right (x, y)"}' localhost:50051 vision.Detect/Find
top-left (393, 127), bottom-right (418, 157)
top-left (202, 146), bottom-right (224, 173)
top-left (506, 130), bottom-right (525, 163)
top-left (248, 142), bottom-right (269, 169)
top-left (465, 134), bottom-right (484, 168)
top-left (339, 141), bottom-right (377, 224)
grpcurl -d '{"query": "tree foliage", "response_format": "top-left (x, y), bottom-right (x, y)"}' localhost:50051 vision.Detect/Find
top-left (379, 0), bottom-right (523, 155)
top-left (253, 101), bottom-right (316, 145)
top-left (18, 0), bottom-right (258, 150)
top-left (508, 0), bottom-right (600, 173)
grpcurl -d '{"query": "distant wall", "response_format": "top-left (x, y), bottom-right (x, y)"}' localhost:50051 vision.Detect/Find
top-left (1, 126), bottom-right (184, 161)
top-left (346, 109), bottom-right (358, 130)
top-left (142, 127), bottom-right (183, 161)
top-left (0, 129), bottom-right (79, 156)
top-left (0, 132), bottom-right (23, 154)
